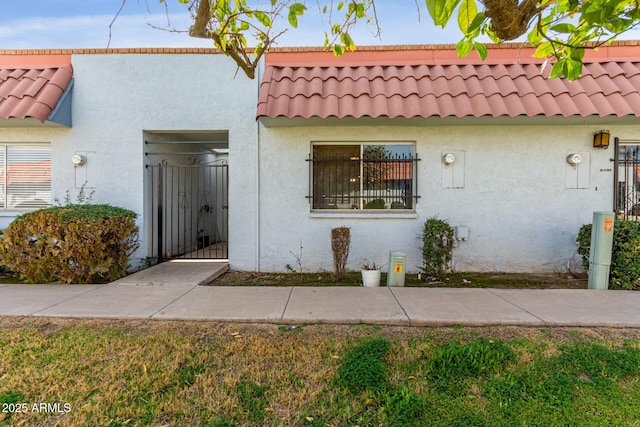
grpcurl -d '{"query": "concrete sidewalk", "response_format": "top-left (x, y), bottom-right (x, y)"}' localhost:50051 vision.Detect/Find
top-left (2, 281), bottom-right (640, 327)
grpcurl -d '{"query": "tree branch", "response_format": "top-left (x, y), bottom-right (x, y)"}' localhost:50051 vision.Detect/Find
top-left (107, 0), bottom-right (128, 48)
top-left (189, 0), bottom-right (213, 38)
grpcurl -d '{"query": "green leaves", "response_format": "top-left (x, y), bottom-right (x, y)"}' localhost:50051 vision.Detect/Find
top-left (456, 38), bottom-right (473, 57)
top-left (550, 48), bottom-right (584, 80)
top-left (320, 1), bottom-right (372, 57)
top-left (253, 11), bottom-right (272, 27)
top-left (473, 41), bottom-right (487, 59)
top-left (457, 0), bottom-right (478, 34)
top-left (578, 221), bottom-right (640, 290)
top-left (421, 0), bottom-right (640, 79)
top-left (173, 0), bottom-right (640, 81)
top-left (288, 2), bottom-right (307, 28)
top-left (0, 204), bottom-right (139, 284)
top-left (550, 23), bottom-right (578, 33)
top-left (452, 0), bottom-right (487, 61)
top-left (420, 217), bottom-right (455, 277)
top-left (427, 0), bottom-right (463, 27)
top-left (349, 1), bottom-right (367, 18)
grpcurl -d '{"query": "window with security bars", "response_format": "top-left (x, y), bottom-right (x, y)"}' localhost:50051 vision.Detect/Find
top-left (0, 144), bottom-right (51, 209)
top-left (308, 143), bottom-right (419, 210)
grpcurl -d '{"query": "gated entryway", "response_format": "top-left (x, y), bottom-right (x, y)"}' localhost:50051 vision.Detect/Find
top-left (145, 132), bottom-right (229, 261)
top-left (614, 139), bottom-right (640, 221)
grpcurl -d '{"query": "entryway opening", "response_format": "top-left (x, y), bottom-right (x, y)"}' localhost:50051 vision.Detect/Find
top-left (144, 130), bottom-right (228, 261)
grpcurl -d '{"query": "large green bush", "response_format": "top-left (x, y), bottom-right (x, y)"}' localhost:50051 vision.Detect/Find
top-left (577, 221), bottom-right (640, 290)
top-left (0, 204), bottom-right (139, 284)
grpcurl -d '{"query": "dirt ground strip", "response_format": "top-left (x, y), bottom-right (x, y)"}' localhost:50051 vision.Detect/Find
top-left (210, 270), bottom-right (588, 289)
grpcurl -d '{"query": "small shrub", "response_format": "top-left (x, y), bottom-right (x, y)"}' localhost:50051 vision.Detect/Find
top-left (336, 338), bottom-right (391, 393)
top-left (331, 227), bottom-right (351, 280)
top-left (420, 216), bottom-right (455, 277)
top-left (576, 223), bottom-right (592, 270)
top-left (576, 221), bottom-right (640, 290)
top-left (0, 204), bottom-right (139, 284)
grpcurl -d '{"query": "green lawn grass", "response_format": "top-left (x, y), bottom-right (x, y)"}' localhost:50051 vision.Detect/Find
top-left (1, 319), bottom-right (639, 426)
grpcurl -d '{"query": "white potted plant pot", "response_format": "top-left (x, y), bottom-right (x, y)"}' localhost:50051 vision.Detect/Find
top-left (361, 262), bottom-right (381, 287)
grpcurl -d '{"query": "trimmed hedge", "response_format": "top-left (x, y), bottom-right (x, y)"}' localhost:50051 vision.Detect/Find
top-left (0, 204), bottom-right (139, 284)
top-left (577, 221), bottom-right (640, 290)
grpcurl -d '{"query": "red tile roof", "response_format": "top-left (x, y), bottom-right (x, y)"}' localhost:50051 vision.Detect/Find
top-left (0, 55), bottom-right (73, 123)
top-left (257, 42), bottom-right (640, 121)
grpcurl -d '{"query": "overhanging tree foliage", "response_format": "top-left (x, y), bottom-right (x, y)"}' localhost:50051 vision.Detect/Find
top-left (147, 0), bottom-right (640, 80)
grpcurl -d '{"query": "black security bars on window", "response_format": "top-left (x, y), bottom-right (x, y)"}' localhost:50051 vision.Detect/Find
top-left (307, 149), bottom-right (420, 210)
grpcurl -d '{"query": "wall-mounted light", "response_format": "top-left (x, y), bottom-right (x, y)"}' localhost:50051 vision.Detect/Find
top-left (442, 153), bottom-right (456, 165)
top-left (566, 153), bottom-right (583, 166)
top-left (71, 154), bottom-right (86, 167)
top-left (593, 130), bottom-right (610, 149)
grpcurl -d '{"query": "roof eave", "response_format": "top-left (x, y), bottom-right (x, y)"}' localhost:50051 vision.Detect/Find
top-left (0, 78), bottom-right (74, 128)
top-left (258, 115), bottom-right (640, 128)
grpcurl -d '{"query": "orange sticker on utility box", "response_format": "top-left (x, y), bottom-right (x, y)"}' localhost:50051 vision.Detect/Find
top-left (605, 218), bottom-right (613, 232)
top-left (394, 264), bottom-right (403, 273)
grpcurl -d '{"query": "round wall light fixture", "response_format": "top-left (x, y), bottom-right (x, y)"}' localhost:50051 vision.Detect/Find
top-left (71, 154), bottom-right (86, 167)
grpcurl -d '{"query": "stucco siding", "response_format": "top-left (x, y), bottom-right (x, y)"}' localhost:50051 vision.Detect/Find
top-left (257, 123), bottom-right (629, 273)
top-left (55, 53), bottom-right (258, 268)
top-left (1, 50), bottom-right (638, 276)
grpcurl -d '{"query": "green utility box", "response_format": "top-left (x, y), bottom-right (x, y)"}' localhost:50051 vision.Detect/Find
top-left (387, 251), bottom-right (406, 287)
top-left (588, 211), bottom-right (615, 290)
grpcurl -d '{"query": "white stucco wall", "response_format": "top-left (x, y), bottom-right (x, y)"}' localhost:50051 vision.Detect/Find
top-left (257, 123), bottom-right (637, 273)
top-left (2, 51), bottom-right (638, 275)
top-left (68, 53), bottom-right (258, 269)
top-left (0, 52), bottom-right (259, 270)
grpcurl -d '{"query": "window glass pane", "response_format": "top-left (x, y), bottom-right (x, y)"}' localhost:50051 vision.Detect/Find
top-left (6, 145), bottom-right (51, 209)
top-left (363, 145), bottom-right (414, 209)
top-left (313, 145), bottom-right (360, 209)
top-left (312, 143), bottom-right (416, 211)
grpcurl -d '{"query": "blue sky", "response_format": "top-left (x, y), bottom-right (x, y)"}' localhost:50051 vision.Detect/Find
top-left (0, 1), bottom-right (464, 49)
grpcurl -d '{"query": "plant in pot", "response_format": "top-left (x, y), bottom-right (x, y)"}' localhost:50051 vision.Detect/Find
top-left (361, 262), bottom-right (382, 287)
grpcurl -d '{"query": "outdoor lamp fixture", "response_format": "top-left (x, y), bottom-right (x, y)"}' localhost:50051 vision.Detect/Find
top-left (442, 153), bottom-right (456, 165)
top-left (593, 130), bottom-right (610, 149)
top-left (566, 153), bottom-right (583, 166)
top-left (71, 154), bottom-right (86, 167)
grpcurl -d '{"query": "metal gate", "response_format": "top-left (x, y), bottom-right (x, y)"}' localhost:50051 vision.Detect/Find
top-left (614, 139), bottom-right (640, 220)
top-left (147, 163), bottom-right (228, 260)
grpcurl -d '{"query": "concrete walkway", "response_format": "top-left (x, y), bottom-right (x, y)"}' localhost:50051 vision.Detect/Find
top-left (2, 272), bottom-right (640, 327)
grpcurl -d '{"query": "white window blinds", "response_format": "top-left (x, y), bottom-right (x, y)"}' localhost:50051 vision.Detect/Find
top-left (0, 144), bottom-right (51, 209)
